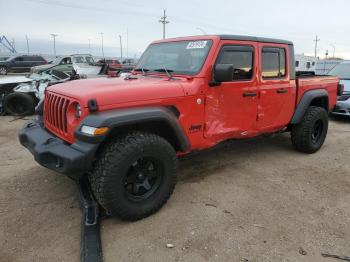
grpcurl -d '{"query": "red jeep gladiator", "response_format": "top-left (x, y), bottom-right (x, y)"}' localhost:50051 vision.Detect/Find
top-left (19, 35), bottom-right (342, 221)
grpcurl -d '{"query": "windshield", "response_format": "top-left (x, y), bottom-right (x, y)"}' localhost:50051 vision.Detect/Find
top-left (135, 40), bottom-right (213, 75)
top-left (327, 63), bottom-right (350, 79)
top-left (50, 57), bottom-right (62, 64)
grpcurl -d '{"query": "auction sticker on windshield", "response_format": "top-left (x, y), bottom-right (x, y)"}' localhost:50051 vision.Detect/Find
top-left (186, 41), bottom-right (208, 49)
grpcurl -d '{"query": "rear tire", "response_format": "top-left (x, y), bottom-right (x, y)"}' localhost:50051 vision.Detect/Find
top-left (4, 92), bottom-right (36, 116)
top-left (89, 132), bottom-right (178, 221)
top-left (291, 106), bottom-right (328, 153)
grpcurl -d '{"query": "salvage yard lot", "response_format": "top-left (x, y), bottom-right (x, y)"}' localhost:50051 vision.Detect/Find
top-left (1, 116), bottom-right (350, 262)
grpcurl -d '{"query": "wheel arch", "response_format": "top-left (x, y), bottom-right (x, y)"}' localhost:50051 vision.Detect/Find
top-left (290, 89), bottom-right (329, 124)
top-left (75, 106), bottom-right (190, 153)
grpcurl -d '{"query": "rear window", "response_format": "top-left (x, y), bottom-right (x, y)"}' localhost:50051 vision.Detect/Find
top-left (262, 47), bottom-right (286, 79)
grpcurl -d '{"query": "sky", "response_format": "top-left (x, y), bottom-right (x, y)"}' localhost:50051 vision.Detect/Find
top-left (1, 0), bottom-right (350, 59)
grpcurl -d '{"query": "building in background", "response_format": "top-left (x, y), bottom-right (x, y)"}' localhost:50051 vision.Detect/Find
top-left (295, 54), bottom-right (318, 74)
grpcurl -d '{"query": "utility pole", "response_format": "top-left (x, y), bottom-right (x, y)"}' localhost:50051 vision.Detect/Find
top-left (324, 50), bottom-right (329, 72)
top-left (314, 35), bottom-right (320, 58)
top-left (159, 9), bottom-right (169, 39)
top-left (100, 32), bottom-right (105, 58)
top-left (50, 34), bottom-right (58, 57)
top-left (25, 35), bottom-right (29, 54)
top-left (88, 39), bottom-right (91, 55)
top-left (119, 35), bottom-right (123, 61)
top-left (126, 27), bottom-right (129, 59)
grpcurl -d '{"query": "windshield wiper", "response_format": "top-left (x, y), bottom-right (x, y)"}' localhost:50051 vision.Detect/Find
top-left (153, 67), bottom-right (173, 79)
top-left (134, 68), bottom-right (150, 75)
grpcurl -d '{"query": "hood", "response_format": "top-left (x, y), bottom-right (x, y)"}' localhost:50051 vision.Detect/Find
top-left (0, 76), bottom-right (32, 86)
top-left (340, 79), bottom-right (350, 93)
top-left (47, 76), bottom-right (185, 107)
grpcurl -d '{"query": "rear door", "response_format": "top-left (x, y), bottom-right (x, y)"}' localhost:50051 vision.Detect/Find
top-left (257, 44), bottom-right (295, 130)
top-left (204, 42), bottom-right (258, 140)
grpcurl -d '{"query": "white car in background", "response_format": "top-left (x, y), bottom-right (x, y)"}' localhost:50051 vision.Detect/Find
top-left (328, 61), bottom-right (350, 116)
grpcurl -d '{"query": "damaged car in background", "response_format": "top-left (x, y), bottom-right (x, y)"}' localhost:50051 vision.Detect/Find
top-left (0, 57), bottom-right (112, 116)
top-left (31, 54), bottom-right (108, 77)
top-left (0, 69), bottom-right (75, 116)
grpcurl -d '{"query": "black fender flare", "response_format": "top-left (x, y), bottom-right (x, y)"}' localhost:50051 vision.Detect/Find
top-left (74, 107), bottom-right (190, 152)
top-left (290, 89), bottom-right (328, 124)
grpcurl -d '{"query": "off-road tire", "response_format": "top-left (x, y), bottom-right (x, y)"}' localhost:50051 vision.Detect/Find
top-left (4, 93), bottom-right (36, 116)
top-left (0, 66), bottom-right (8, 75)
top-left (89, 132), bottom-right (178, 221)
top-left (291, 106), bottom-right (328, 153)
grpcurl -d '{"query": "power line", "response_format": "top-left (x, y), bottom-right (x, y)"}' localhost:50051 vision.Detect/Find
top-left (159, 9), bottom-right (169, 39)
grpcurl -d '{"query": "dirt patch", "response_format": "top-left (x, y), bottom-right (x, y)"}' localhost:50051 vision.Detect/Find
top-left (0, 116), bottom-right (350, 261)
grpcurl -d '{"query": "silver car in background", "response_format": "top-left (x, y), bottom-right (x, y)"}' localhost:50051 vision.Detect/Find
top-left (328, 61), bottom-right (350, 116)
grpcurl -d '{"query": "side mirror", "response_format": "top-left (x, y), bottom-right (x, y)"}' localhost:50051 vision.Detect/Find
top-left (213, 64), bottom-right (233, 83)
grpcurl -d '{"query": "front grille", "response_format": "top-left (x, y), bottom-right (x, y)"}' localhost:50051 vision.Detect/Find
top-left (44, 92), bottom-right (70, 136)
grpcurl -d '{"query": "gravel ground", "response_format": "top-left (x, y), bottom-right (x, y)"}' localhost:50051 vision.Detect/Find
top-left (0, 115), bottom-right (350, 262)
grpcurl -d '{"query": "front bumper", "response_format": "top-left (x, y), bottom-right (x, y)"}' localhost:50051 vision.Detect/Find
top-left (19, 121), bottom-right (99, 178)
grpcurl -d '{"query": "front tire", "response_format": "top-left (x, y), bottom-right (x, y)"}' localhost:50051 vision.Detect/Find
top-left (4, 93), bottom-right (36, 116)
top-left (89, 132), bottom-right (178, 221)
top-left (291, 106), bottom-right (328, 153)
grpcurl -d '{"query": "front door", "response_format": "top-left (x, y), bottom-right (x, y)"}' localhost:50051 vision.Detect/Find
top-left (204, 43), bottom-right (259, 141)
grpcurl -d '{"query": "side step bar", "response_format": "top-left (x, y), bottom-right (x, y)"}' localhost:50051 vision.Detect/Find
top-left (77, 177), bottom-right (103, 262)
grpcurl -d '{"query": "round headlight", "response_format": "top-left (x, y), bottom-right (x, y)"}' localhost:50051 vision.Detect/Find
top-left (76, 104), bottom-right (82, 118)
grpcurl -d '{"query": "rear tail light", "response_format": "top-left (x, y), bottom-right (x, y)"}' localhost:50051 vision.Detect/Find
top-left (337, 83), bottom-right (344, 96)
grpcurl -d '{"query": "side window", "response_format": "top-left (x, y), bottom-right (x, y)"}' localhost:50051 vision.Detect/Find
top-left (306, 62), bottom-right (311, 69)
top-left (24, 56), bottom-right (36, 62)
top-left (262, 47), bottom-right (286, 79)
top-left (295, 60), bottom-right (299, 67)
top-left (217, 45), bottom-right (254, 81)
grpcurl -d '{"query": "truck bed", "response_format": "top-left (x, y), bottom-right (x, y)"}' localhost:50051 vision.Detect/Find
top-left (295, 75), bottom-right (339, 109)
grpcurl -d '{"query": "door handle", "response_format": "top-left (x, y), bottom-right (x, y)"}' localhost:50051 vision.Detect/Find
top-left (276, 89), bottom-right (288, 94)
top-left (243, 92), bottom-right (257, 97)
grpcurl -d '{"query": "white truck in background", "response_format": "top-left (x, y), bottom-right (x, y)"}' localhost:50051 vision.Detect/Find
top-left (295, 54), bottom-right (318, 75)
